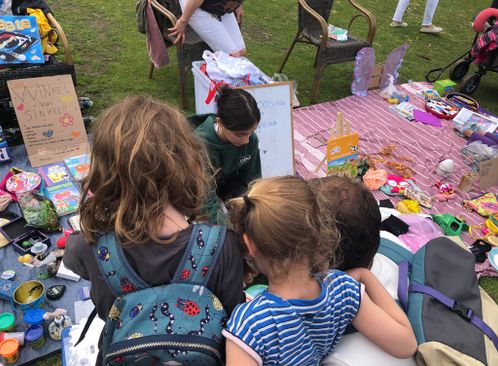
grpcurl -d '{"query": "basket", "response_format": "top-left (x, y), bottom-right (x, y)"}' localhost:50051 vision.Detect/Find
top-left (0, 62), bottom-right (76, 99)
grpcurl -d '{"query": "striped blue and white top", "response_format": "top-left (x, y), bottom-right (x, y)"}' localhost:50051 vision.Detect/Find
top-left (223, 271), bottom-right (362, 366)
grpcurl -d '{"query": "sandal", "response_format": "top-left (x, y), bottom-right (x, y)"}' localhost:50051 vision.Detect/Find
top-left (431, 214), bottom-right (467, 236)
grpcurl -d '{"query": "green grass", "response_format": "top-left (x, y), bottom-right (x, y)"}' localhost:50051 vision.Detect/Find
top-left (35, 0), bottom-right (497, 364)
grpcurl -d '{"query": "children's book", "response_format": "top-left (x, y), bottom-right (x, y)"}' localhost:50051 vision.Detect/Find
top-left (328, 25), bottom-right (348, 41)
top-left (38, 162), bottom-right (81, 217)
top-left (64, 154), bottom-right (90, 182)
top-left (0, 15), bottom-right (44, 65)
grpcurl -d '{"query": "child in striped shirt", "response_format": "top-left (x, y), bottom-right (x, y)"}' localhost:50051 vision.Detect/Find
top-left (223, 176), bottom-right (417, 366)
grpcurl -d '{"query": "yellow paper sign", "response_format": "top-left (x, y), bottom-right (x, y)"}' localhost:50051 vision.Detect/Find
top-left (8, 75), bottom-right (89, 167)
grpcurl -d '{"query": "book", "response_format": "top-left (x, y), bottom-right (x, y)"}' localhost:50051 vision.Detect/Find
top-left (68, 214), bottom-right (81, 231)
top-left (328, 24), bottom-right (348, 42)
top-left (38, 162), bottom-right (81, 217)
top-left (0, 15), bottom-right (44, 65)
top-left (64, 154), bottom-right (90, 182)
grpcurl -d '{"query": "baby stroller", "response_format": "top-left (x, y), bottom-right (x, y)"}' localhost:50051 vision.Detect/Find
top-left (425, 5), bottom-right (498, 95)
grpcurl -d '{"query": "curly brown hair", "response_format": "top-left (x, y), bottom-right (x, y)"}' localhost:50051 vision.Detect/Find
top-left (80, 96), bottom-right (212, 245)
top-left (228, 176), bottom-right (339, 279)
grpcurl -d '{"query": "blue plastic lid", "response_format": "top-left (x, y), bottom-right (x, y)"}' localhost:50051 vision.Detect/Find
top-left (24, 325), bottom-right (44, 341)
top-left (23, 309), bottom-right (45, 326)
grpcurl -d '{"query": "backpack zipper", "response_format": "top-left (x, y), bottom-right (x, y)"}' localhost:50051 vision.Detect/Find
top-left (105, 340), bottom-right (221, 363)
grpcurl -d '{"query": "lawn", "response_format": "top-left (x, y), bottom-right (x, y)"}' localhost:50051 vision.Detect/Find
top-left (34, 0), bottom-right (498, 364)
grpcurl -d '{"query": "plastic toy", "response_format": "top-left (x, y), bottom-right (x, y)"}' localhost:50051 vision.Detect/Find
top-left (434, 182), bottom-right (456, 201)
top-left (56, 229), bottom-right (74, 249)
top-left (433, 79), bottom-right (457, 96)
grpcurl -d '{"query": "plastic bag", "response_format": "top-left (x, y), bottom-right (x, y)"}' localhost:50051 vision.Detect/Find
top-left (460, 140), bottom-right (498, 172)
top-left (202, 50), bottom-right (269, 85)
top-left (18, 192), bottom-right (60, 232)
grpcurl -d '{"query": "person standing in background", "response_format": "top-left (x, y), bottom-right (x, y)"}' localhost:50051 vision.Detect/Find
top-left (391, 0), bottom-right (443, 34)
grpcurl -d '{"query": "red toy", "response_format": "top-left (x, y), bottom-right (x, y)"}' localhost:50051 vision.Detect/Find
top-left (56, 229), bottom-right (74, 249)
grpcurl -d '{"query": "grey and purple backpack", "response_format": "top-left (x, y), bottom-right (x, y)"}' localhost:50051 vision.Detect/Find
top-left (93, 224), bottom-right (228, 366)
top-left (379, 236), bottom-right (498, 365)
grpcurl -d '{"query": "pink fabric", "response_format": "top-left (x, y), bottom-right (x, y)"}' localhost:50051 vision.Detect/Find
top-left (146, 0), bottom-right (170, 68)
top-left (292, 82), bottom-right (498, 277)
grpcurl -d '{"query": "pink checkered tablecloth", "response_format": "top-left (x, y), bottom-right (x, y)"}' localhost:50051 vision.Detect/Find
top-left (292, 82), bottom-right (498, 277)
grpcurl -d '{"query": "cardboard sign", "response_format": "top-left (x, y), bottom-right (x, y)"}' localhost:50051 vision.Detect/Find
top-left (479, 157), bottom-right (498, 190)
top-left (8, 75), bottom-right (89, 167)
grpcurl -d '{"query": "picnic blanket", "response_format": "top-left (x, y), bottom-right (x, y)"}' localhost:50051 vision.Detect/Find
top-left (0, 144), bottom-right (90, 365)
top-left (293, 82), bottom-right (498, 278)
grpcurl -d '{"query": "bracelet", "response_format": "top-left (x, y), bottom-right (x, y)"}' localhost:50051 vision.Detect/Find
top-left (179, 18), bottom-right (188, 24)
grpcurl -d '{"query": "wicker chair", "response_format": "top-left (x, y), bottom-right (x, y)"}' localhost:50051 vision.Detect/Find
top-left (279, 0), bottom-right (376, 104)
top-left (149, 0), bottom-right (210, 110)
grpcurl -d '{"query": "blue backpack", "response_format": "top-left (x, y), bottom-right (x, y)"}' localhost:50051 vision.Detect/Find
top-left (92, 224), bottom-right (228, 366)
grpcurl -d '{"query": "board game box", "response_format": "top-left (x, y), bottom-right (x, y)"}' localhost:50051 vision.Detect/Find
top-left (0, 15), bottom-right (44, 65)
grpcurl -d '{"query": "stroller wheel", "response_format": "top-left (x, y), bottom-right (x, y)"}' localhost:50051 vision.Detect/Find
top-left (460, 73), bottom-right (481, 95)
top-left (449, 59), bottom-right (470, 81)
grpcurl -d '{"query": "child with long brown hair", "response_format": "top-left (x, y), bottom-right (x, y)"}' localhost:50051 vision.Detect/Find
top-left (223, 176), bottom-right (417, 366)
top-left (63, 96), bottom-right (245, 364)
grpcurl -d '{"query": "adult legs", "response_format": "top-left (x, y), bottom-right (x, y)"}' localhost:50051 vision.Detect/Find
top-left (179, 0), bottom-right (245, 55)
top-left (392, 0), bottom-right (410, 22)
top-left (421, 0), bottom-right (440, 26)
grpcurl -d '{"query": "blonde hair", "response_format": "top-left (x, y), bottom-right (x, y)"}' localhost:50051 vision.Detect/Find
top-left (228, 176), bottom-right (339, 278)
top-left (80, 95), bottom-right (212, 245)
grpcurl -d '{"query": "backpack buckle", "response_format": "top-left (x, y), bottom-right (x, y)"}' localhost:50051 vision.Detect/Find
top-left (452, 302), bottom-right (473, 321)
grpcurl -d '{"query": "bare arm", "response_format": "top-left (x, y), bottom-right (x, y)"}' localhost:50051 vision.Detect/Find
top-left (168, 0), bottom-right (204, 44)
top-left (226, 339), bottom-right (258, 366)
top-left (349, 268), bottom-right (417, 359)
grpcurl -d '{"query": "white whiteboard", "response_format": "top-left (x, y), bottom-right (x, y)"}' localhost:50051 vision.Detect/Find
top-left (241, 82), bottom-right (295, 178)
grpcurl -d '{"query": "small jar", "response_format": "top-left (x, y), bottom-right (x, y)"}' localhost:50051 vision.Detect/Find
top-left (0, 338), bottom-right (19, 364)
top-left (0, 313), bottom-right (15, 333)
top-left (24, 325), bottom-right (45, 349)
top-left (23, 308), bottom-right (45, 328)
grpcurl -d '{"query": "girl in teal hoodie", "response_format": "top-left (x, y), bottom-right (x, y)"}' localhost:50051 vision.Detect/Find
top-left (195, 87), bottom-right (261, 219)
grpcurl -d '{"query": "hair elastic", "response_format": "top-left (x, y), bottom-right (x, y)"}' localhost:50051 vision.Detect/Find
top-left (243, 195), bottom-right (252, 207)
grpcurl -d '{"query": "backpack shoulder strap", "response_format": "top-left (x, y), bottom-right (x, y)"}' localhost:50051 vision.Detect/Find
top-left (377, 236), bottom-right (414, 310)
top-left (93, 233), bottom-right (150, 297)
top-left (378, 236), bottom-right (414, 265)
top-left (172, 224), bottom-right (227, 286)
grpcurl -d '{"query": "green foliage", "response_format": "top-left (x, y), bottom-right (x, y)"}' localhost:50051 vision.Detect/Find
top-left (36, 0), bottom-right (498, 363)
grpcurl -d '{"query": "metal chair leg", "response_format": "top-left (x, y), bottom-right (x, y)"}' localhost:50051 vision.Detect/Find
top-left (278, 31), bottom-right (301, 73)
top-left (310, 64), bottom-right (324, 104)
top-left (148, 62), bottom-right (155, 79)
top-left (178, 65), bottom-right (188, 110)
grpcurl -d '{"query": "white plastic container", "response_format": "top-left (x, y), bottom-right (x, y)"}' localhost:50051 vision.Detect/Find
top-left (192, 61), bottom-right (218, 114)
top-left (191, 60), bottom-right (272, 114)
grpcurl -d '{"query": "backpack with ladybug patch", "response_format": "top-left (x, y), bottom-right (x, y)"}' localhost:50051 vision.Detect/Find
top-left (93, 224), bottom-right (228, 365)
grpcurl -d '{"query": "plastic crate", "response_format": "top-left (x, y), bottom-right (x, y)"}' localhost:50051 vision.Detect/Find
top-left (191, 60), bottom-right (217, 114)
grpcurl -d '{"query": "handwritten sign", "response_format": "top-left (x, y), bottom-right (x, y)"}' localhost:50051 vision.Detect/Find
top-left (241, 82), bottom-right (295, 178)
top-left (8, 75), bottom-right (89, 167)
top-left (479, 157), bottom-right (498, 190)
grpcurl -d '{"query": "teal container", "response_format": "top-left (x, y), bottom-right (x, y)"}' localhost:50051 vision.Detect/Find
top-left (0, 313), bottom-right (15, 332)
